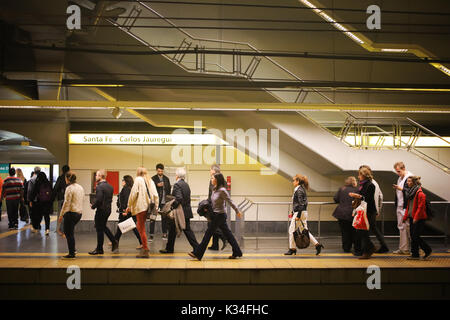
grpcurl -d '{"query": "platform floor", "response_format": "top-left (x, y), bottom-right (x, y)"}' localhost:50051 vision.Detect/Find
top-left (0, 213), bottom-right (449, 269)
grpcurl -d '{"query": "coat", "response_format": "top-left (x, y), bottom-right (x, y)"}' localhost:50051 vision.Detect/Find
top-left (92, 180), bottom-right (113, 213)
top-left (332, 185), bottom-right (359, 221)
top-left (358, 180), bottom-right (377, 216)
top-left (151, 174), bottom-right (171, 207)
top-left (128, 176), bottom-right (159, 216)
top-left (292, 185), bottom-right (308, 213)
top-left (403, 187), bottom-right (428, 222)
top-left (171, 179), bottom-right (193, 219)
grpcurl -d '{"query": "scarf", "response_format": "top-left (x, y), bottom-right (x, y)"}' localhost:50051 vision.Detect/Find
top-left (358, 179), bottom-right (367, 191)
top-left (406, 185), bottom-right (420, 201)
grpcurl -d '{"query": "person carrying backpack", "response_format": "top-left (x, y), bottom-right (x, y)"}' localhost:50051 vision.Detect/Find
top-left (31, 172), bottom-right (53, 235)
top-left (402, 176), bottom-right (432, 260)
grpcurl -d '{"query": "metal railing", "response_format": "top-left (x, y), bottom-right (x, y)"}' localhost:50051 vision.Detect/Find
top-left (237, 198), bottom-right (449, 250)
top-left (105, 0), bottom-right (334, 104)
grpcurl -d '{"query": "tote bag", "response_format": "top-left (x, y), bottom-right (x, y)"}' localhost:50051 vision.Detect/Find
top-left (293, 219), bottom-right (310, 249)
top-left (118, 217), bottom-right (136, 234)
top-left (352, 200), bottom-right (370, 230)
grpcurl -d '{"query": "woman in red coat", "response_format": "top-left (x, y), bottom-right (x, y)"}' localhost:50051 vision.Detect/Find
top-left (402, 176), bottom-right (432, 260)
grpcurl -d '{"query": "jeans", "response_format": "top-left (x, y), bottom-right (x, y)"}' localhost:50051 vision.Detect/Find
top-left (94, 209), bottom-right (115, 251)
top-left (194, 212), bottom-right (242, 260)
top-left (136, 211), bottom-right (148, 250)
top-left (410, 218), bottom-right (431, 257)
top-left (6, 199), bottom-right (20, 228)
top-left (115, 212), bottom-right (141, 244)
top-left (63, 212), bottom-right (82, 255)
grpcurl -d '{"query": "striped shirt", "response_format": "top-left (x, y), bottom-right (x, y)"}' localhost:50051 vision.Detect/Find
top-left (1, 176), bottom-right (23, 201)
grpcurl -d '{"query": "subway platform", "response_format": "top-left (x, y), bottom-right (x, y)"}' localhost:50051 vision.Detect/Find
top-left (0, 215), bottom-right (449, 300)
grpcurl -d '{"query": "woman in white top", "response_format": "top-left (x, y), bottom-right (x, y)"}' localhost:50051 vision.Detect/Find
top-left (127, 167), bottom-right (158, 258)
top-left (58, 172), bottom-right (84, 259)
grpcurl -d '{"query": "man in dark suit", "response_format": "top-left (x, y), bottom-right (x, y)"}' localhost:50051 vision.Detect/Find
top-left (160, 168), bottom-right (198, 253)
top-left (150, 163), bottom-right (171, 241)
top-left (89, 170), bottom-right (118, 255)
top-left (207, 165), bottom-right (227, 251)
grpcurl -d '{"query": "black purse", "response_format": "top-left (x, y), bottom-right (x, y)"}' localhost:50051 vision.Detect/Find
top-left (293, 219), bottom-right (310, 249)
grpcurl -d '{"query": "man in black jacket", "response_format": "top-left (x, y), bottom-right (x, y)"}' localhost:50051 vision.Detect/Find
top-left (160, 167), bottom-right (198, 253)
top-left (89, 170), bottom-right (118, 255)
top-left (52, 165), bottom-right (70, 235)
top-left (150, 163), bottom-right (171, 241)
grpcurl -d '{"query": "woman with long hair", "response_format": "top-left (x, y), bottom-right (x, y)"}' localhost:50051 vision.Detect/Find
top-left (190, 173), bottom-right (243, 260)
top-left (349, 167), bottom-right (377, 259)
top-left (15, 168), bottom-right (29, 224)
top-left (114, 175), bottom-right (142, 250)
top-left (59, 172), bottom-right (84, 259)
top-left (285, 174), bottom-right (324, 256)
top-left (403, 176), bottom-right (432, 260)
top-left (31, 172), bottom-right (53, 235)
top-left (127, 167), bottom-right (158, 258)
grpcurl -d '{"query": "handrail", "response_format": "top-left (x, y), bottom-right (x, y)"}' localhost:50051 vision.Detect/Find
top-left (406, 117), bottom-right (450, 145)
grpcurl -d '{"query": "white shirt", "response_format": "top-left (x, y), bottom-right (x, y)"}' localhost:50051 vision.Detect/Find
top-left (372, 179), bottom-right (383, 214)
top-left (396, 171), bottom-right (413, 208)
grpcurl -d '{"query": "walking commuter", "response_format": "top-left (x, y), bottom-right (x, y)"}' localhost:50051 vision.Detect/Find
top-left (359, 165), bottom-right (389, 253)
top-left (190, 173), bottom-right (243, 260)
top-left (207, 164), bottom-right (227, 251)
top-left (52, 165), bottom-right (70, 236)
top-left (150, 163), bottom-right (171, 242)
top-left (285, 174), bottom-right (324, 256)
top-left (403, 176), bottom-right (432, 260)
top-left (30, 172), bottom-right (53, 235)
top-left (127, 167), bottom-right (158, 258)
top-left (349, 167), bottom-right (377, 259)
top-left (0, 176), bottom-right (3, 220)
top-left (27, 167), bottom-right (41, 232)
top-left (89, 170), bottom-right (118, 255)
top-left (114, 175), bottom-right (142, 249)
top-left (16, 168), bottom-right (29, 224)
top-left (1, 168), bottom-right (24, 230)
top-left (59, 172), bottom-right (84, 259)
top-left (332, 176), bottom-right (360, 253)
top-left (393, 162), bottom-right (413, 254)
top-left (160, 167), bottom-right (199, 254)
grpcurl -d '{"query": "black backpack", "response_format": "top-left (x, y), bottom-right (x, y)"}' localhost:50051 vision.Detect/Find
top-left (197, 199), bottom-right (213, 218)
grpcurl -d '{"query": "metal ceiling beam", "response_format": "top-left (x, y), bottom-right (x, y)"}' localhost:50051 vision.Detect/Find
top-left (0, 99), bottom-right (449, 113)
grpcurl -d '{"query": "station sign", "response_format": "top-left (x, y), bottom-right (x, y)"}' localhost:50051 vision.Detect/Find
top-left (69, 133), bottom-right (228, 145)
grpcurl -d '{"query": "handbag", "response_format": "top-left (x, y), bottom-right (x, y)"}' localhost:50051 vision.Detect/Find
top-left (352, 200), bottom-right (370, 230)
top-left (144, 180), bottom-right (157, 220)
top-left (19, 203), bottom-right (29, 222)
top-left (293, 219), bottom-right (310, 249)
top-left (117, 217), bottom-right (136, 234)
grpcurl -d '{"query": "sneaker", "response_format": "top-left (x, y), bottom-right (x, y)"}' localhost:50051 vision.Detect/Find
top-left (45, 229), bottom-right (50, 235)
top-left (162, 233), bottom-right (168, 240)
top-left (393, 249), bottom-right (409, 255)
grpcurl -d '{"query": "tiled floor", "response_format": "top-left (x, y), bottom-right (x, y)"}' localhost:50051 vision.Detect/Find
top-left (0, 213), bottom-right (449, 269)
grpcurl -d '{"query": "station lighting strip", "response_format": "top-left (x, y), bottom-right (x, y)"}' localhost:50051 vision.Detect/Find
top-left (298, 0), bottom-right (450, 77)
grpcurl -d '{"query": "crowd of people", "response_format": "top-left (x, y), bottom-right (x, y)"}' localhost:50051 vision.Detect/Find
top-left (0, 161), bottom-right (434, 261)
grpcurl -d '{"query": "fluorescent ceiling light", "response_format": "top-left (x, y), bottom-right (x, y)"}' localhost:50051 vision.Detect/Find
top-left (381, 49), bottom-right (409, 53)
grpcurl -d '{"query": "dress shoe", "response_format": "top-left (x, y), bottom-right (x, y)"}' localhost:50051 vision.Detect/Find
top-left (188, 252), bottom-right (201, 261)
top-left (208, 246), bottom-right (219, 251)
top-left (62, 254), bottom-right (76, 259)
top-left (284, 249), bottom-right (296, 255)
top-left (88, 249), bottom-right (104, 255)
top-left (221, 239), bottom-right (228, 251)
top-left (229, 254), bottom-right (242, 259)
top-left (111, 241), bottom-right (119, 253)
top-left (136, 249), bottom-right (149, 258)
top-left (315, 244), bottom-right (324, 256)
top-left (159, 249), bottom-right (173, 254)
top-left (375, 245), bottom-right (389, 254)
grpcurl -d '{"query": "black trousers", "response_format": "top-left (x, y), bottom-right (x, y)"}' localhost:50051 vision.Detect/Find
top-left (149, 215), bottom-right (169, 235)
top-left (30, 202), bottom-right (41, 229)
top-left (210, 221), bottom-right (226, 248)
top-left (194, 212), bottom-right (242, 260)
top-left (35, 202), bottom-right (51, 230)
top-left (94, 210), bottom-right (116, 250)
top-left (166, 216), bottom-right (198, 252)
top-left (338, 219), bottom-right (358, 253)
top-left (357, 213), bottom-right (376, 255)
top-left (367, 213), bottom-right (388, 248)
top-left (410, 218), bottom-right (431, 257)
top-left (6, 199), bottom-right (20, 228)
top-left (63, 212), bottom-right (82, 255)
top-left (114, 212), bottom-right (141, 244)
